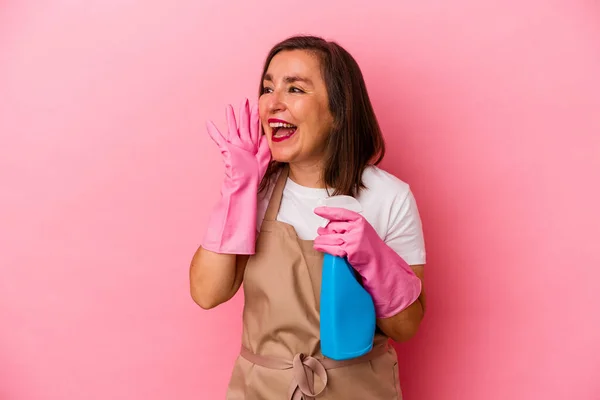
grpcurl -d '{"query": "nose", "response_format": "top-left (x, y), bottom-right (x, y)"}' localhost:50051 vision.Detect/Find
top-left (264, 89), bottom-right (287, 114)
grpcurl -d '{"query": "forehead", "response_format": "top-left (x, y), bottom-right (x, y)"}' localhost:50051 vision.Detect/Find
top-left (264, 49), bottom-right (323, 80)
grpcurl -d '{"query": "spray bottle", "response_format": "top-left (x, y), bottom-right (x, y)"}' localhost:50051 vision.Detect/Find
top-left (317, 195), bottom-right (376, 361)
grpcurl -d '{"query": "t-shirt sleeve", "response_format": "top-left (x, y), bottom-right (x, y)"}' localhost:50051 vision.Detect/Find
top-left (384, 189), bottom-right (427, 265)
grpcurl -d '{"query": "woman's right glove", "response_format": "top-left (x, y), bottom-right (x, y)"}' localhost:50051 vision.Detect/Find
top-left (201, 99), bottom-right (271, 255)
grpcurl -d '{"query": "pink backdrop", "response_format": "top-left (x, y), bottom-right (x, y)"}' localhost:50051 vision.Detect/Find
top-left (1, 1), bottom-right (599, 399)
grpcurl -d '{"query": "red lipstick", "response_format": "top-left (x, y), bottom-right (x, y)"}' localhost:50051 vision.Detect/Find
top-left (268, 118), bottom-right (292, 124)
top-left (268, 118), bottom-right (298, 143)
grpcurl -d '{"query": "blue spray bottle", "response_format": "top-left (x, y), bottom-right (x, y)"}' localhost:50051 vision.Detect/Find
top-left (317, 196), bottom-right (376, 361)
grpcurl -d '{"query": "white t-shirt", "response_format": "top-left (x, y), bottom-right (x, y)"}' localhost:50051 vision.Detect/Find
top-left (256, 165), bottom-right (426, 266)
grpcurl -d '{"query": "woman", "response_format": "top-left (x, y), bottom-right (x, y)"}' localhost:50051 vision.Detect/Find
top-left (190, 35), bottom-right (427, 399)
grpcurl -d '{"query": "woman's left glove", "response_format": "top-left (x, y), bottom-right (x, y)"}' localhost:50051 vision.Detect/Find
top-left (313, 206), bottom-right (422, 319)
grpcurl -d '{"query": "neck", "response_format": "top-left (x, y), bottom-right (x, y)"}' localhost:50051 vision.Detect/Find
top-left (287, 160), bottom-right (325, 188)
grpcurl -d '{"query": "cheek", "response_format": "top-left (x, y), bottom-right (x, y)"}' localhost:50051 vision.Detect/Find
top-left (295, 101), bottom-right (322, 130)
top-left (258, 105), bottom-right (269, 131)
top-left (291, 99), bottom-right (332, 145)
top-left (309, 105), bottom-right (333, 139)
top-left (258, 97), bottom-right (268, 119)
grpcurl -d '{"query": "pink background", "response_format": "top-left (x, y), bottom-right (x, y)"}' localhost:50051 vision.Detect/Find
top-left (1, 1), bottom-right (599, 399)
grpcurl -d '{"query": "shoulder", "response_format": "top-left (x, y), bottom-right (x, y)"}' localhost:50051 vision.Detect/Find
top-left (358, 165), bottom-right (426, 265)
top-left (358, 165), bottom-right (412, 206)
top-left (356, 165), bottom-right (413, 231)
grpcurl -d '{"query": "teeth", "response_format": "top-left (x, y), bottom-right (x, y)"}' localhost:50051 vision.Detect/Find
top-left (269, 122), bottom-right (296, 128)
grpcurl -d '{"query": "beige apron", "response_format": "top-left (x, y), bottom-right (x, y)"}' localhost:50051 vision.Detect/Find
top-left (226, 166), bottom-right (403, 399)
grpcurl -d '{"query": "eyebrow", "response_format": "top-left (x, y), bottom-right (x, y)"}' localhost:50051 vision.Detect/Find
top-left (263, 73), bottom-right (313, 85)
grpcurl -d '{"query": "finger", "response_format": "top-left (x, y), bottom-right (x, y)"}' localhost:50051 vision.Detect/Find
top-left (238, 98), bottom-right (251, 143)
top-left (313, 206), bottom-right (361, 222)
top-left (205, 120), bottom-right (225, 147)
top-left (313, 243), bottom-right (346, 258)
top-left (250, 101), bottom-right (260, 146)
top-left (317, 221), bottom-right (349, 235)
top-left (314, 232), bottom-right (345, 246)
top-left (226, 104), bottom-right (240, 142)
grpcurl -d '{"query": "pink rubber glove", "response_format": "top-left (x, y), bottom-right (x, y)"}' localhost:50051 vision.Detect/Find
top-left (313, 206), bottom-right (422, 319)
top-left (201, 99), bottom-right (271, 254)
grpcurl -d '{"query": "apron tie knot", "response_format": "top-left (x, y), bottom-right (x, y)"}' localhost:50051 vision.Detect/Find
top-left (239, 344), bottom-right (390, 399)
top-left (289, 353), bottom-right (328, 400)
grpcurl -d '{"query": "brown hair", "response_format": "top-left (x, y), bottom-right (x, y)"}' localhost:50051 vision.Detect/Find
top-left (258, 35), bottom-right (386, 197)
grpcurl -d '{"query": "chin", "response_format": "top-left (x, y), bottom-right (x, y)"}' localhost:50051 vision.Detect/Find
top-left (270, 151), bottom-right (296, 163)
top-left (267, 141), bottom-right (297, 163)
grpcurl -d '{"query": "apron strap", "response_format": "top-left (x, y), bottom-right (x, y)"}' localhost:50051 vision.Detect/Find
top-left (264, 164), bottom-right (289, 222)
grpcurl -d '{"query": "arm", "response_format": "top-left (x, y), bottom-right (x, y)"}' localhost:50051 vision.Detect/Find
top-left (314, 197), bottom-right (425, 342)
top-left (374, 189), bottom-right (427, 342)
top-left (376, 264), bottom-right (426, 342)
top-left (190, 99), bottom-right (270, 309)
top-left (189, 247), bottom-right (250, 310)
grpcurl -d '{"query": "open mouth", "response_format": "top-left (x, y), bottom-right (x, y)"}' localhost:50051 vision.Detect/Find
top-left (269, 120), bottom-right (297, 142)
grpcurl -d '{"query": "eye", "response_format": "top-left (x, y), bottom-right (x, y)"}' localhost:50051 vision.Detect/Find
top-left (261, 86), bottom-right (273, 94)
top-left (289, 86), bottom-right (305, 94)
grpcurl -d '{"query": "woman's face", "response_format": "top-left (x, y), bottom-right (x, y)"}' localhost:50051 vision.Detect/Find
top-left (259, 49), bottom-right (334, 166)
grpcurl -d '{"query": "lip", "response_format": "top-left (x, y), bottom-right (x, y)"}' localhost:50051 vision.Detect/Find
top-left (268, 118), bottom-right (293, 124)
top-left (271, 130), bottom-right (296, 142)
top-left (267, 118), bottom-right (297, 143)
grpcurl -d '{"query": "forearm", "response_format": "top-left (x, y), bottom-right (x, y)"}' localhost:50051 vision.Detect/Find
top-left (189, 246), bottom-right (249, 309)
top-left (191, 99), bottom-right (269, 309)
top-left (193, 173), bottom-right (259, 307)
top-left (377, 296), bottom-right (424, 342)
top-left (376, 264), bottom-right (426, 342)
